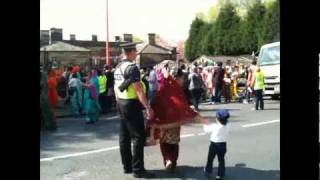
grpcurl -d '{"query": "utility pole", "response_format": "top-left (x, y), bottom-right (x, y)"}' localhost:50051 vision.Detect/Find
top-left (106, 0), bottom-right (111, 65)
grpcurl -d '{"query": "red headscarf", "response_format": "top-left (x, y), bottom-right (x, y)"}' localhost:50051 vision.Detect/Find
top-left (72, 65), bottom-right (81, 73)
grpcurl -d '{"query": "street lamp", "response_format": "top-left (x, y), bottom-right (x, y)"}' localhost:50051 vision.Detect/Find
top-left (106, 0), bottom-right (111, 66)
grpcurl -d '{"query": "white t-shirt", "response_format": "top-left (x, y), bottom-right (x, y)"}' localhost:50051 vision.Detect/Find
top-left (68, 78), bottom-right (78, 88)
top-left (203, 123), bottom-right (229, 143)
top-left (224, 78), bottom-right (231, 84)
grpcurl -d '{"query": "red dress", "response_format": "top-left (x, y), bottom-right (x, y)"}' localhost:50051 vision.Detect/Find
top-left (47, 75), bottom-right (59, 109)
top-left (146, 76), bottom-right (199, 145)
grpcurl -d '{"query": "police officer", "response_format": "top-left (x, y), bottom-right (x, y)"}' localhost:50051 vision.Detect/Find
top-left (114, 42), bottom-right (155, 178)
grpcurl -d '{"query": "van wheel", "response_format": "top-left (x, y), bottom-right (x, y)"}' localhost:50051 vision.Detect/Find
top-left (271, 95), bottom-right (280, 100)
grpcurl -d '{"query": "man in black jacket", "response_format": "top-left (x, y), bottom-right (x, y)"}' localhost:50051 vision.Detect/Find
top-left (213, 62), bottom-right (224, 104)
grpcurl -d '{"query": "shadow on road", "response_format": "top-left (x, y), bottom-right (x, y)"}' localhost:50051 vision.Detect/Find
top-left (145, 164), bottom-right (280, 180)
top-left (40, 113), bottom-right (121, 152)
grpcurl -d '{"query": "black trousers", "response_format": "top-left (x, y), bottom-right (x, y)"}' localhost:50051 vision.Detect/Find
top-left (190, 89), bottom-right (202, 109)
top-left (214, 83), bottom-right (222, 103)
top-left (224, 84), bottom-right (231, 103)
top-left (117, 99), bottom-right (146, 173)
top-left (254, 89), bottom-right (264, 110)
top-left (205, 142), bottom-right (226, 177)
top-left (98, 91), bottom-right (107, 113)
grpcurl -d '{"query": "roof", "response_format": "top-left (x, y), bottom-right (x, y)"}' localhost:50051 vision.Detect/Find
top-left (137, 43), bottom-right (172, 55)
top-left (40, 41), bottom-right (90, 52)
top-left (62, 40), bottom-right (127, 48)
top-left (195, 55), bottom-right (253, 65)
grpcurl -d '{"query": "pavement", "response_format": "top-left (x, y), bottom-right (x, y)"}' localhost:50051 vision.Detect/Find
top-left (41, 98), bottom-right (280, 180)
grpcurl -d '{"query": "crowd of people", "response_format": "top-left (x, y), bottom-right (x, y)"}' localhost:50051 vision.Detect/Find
top-left (40, 42), bottom-right (265, 179)
top-left (40, 64), bottom-right (117, 130)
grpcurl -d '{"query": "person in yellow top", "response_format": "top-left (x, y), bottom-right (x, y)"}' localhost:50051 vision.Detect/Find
top-left (98, 70), bottom-right (108, 114)
top-left (113, 42), bottom-right (154, 178)
top-left (251, 66), bottom-right (265, 110)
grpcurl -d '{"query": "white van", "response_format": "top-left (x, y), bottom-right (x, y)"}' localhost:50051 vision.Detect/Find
top-left (258, 42), bottom-right (280, 99)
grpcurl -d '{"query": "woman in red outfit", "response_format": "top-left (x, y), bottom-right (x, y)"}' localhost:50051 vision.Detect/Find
top-left (47, 70), bottom-right (59, 111)
top-left (148, 68), bottom-right (208, 172)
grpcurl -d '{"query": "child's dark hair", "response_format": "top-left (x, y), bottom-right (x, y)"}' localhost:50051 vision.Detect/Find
top-left (217, 117), bottom-right (228, 125)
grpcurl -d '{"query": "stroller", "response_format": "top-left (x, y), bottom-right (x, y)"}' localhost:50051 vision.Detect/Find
top-left (235, 78), bottom-right (248, 103)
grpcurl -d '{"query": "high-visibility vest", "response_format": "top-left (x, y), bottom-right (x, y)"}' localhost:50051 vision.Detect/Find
top-left (114, 60), bottom-right (146, 99)
top-left (254, 71), bottom-right (265, 90)
top-left (98, 75), bottom-right (107, 94)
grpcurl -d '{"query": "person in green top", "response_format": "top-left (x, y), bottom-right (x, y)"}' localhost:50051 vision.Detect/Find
top-left (251, 66), bottom-right (265, 110)
top-left (97, 69), bottom-right (108, 114)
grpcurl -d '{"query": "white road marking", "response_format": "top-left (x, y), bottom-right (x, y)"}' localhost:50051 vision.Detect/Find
top-left (41, 120), bottom-right (279, 162)
top-left (197, 132), bottom-right (207, 136)
top-left (242, 120), bottom-right (280, 128)
top-left (102, 115), bottom-right (119, 120)
top-left (40, 146), bottom-right (119, 162)
top-left (41, 133), bottom-right (200, 162)
top-left (180, 133), bottom-right (196, 138)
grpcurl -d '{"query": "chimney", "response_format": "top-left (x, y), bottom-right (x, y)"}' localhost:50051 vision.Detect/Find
top-left (123, 34), bottom-right (133, 42)
top-left (70, 34), bottom-right (76, 41)
top-left (148, 33), bottom-right (156, 45)
top-left (40, 30), bottom-right (50, 45)
top-left (115, 36), bottom-right (120, 42)
top-left (92, 35), bottom-right (98, 42)
top-left (172, 47), bottom-right (177, 60)
top-left (172, 47), bottom-right (177, 54)
top-left (50, 28), bottom-right (63, 42)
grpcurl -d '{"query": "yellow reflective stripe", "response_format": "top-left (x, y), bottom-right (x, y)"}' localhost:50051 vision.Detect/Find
top-left (98, 76), bottom-right (107, 93)
top-left (255, 72), bottom-right (264, 89)
top-left (115, 81), bottom-right (146, 99)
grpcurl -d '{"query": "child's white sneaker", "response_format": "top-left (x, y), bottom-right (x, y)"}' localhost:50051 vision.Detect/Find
top-left (216, 176), bottom-right (224, 180)
top-left (165, 160), bottom-right (172, 170)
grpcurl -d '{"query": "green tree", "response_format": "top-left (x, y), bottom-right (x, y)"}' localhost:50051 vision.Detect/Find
top-left (211, 3), bottom-right (242, 55)
top-left (259, 0), bottom-right (279, 47)
top-left (242, 2), bottom-right (266, 53)
top-left (133, 36), bottom-right (143, 43)
top-left (185, 17), bottom-right (206, 61)
top-left (207, 6), bottom-right (219, 22)
top-left (198, 23), bottom-right (212, 55)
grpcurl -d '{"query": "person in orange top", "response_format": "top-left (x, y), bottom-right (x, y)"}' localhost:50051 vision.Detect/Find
top-left (47, 70), bottom-right (59, 109)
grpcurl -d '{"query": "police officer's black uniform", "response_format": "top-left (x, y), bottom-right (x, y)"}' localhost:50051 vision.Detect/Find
top-left (114, 43), bottom-right (154, 178)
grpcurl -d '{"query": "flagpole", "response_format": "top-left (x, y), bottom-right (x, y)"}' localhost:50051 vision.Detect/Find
top-left (106, 0), bottom-right (111, 65)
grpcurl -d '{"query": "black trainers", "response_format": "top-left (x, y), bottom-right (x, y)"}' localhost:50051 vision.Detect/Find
top-left (133, 170), bottom-right (155, 178)
top-left (123, 169), bottom-right (132, 174)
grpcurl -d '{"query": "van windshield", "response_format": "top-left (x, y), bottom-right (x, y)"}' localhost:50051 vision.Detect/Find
top-left (259, 45), bottom-right (280, 66)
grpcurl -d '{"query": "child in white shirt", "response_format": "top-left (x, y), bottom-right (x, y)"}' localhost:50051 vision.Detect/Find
top-left (203, 109), bottom-right (230, 180)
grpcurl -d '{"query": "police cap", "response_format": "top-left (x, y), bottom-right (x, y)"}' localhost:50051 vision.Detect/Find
top-left (120, 42), bottom-right (142, 52)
